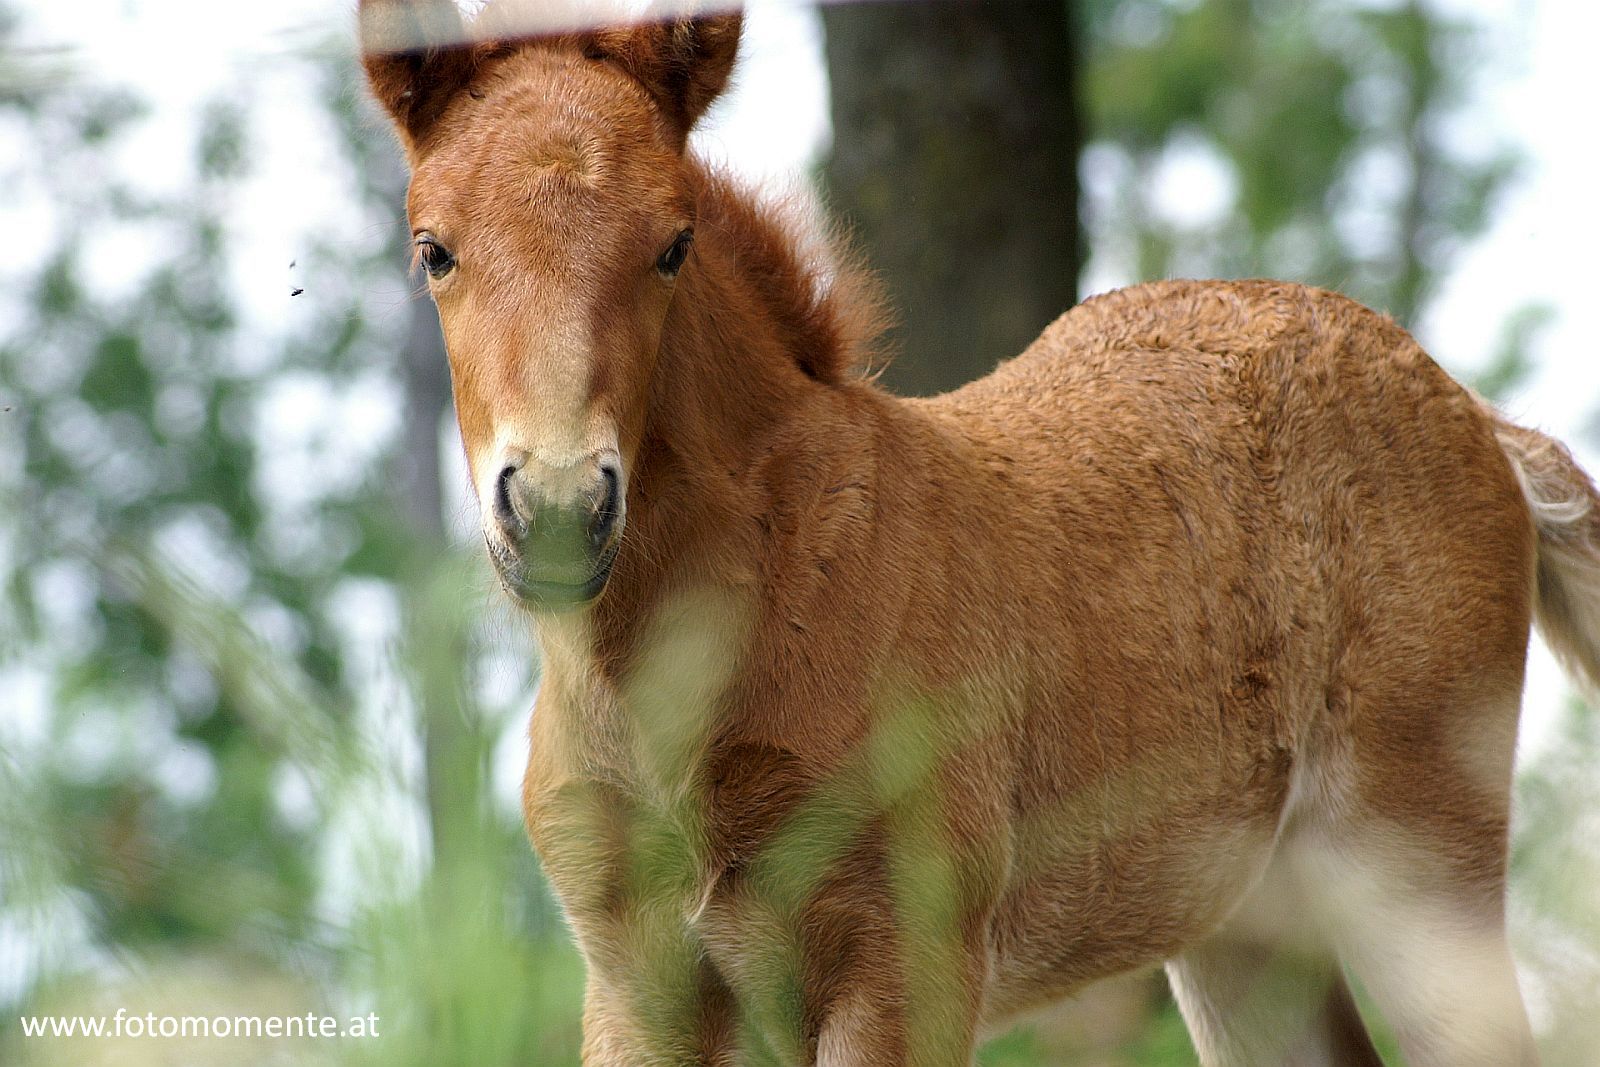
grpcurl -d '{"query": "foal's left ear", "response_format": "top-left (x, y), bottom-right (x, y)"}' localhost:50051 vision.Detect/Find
top-left (359, 0), bottom-right (478, 154)
top-left (590, 7), bottom-right (743, 149)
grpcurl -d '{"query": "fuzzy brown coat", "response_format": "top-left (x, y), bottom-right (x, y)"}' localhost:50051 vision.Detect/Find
top-left (360, 5), bottom-right (1597, 1064)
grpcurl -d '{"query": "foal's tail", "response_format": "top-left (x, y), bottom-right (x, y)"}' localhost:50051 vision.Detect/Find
top-left (1489, 404), bottom-right (1600, 693)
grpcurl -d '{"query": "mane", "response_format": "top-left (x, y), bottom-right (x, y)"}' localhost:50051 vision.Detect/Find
top-left (689, 164), bottom-right (893, 385)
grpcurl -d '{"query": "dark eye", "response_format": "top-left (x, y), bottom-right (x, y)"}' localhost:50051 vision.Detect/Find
top-left (657, 229), bottom-right (693, 278)
top-left (415, 234), bottom-right (456, 279)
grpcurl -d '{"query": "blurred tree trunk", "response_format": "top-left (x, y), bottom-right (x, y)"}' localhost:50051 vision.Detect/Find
top-left (398, 290), bottom-right (451, 541)
top-left (401, 291), bottom-right (485, 876)
top-left (821, 0), bottom-right (1083, 396)
top-left (379, 162), bottom-right (487, 875)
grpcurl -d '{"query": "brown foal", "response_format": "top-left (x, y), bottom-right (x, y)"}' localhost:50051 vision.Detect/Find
top-left (360, 3), bottom-right (1597, 1063)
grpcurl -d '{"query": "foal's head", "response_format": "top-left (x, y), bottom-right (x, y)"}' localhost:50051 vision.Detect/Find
top-left (360, 0), bottom-right (741, 609)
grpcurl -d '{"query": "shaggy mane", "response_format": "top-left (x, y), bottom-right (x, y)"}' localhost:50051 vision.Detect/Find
top-left (689, 166), bottom-right (893, 385)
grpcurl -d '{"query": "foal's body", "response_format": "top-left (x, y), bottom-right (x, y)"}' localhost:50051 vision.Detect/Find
top-left (529, 264), bottom-right (1544, 1065)
top-left (360, 5), bottom-right (1597, 1063)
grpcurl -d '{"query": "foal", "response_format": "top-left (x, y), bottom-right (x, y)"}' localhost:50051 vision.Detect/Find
top-left (361, 3), bottom-right (1598, 1063)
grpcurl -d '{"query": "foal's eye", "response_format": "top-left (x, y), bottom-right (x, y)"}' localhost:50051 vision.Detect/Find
top-left (656, 229), bottom-right (694, 278)
top-left (415, 235), bottom-right (456, 280)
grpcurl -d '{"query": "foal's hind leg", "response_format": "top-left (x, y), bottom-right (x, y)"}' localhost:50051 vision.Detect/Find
top-left (1168, 938), bottom-right (1382, 1067)
top-left (1166, 858), bottom-right (1384, 1067)
top-left (1301, 684), bottom-right (1538, 1066)
top-left (1303, 828), bottom-right (1538, 1066)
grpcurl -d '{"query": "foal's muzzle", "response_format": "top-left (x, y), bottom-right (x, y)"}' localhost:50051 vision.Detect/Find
top-left (487, 452), bottom-right (623, 609)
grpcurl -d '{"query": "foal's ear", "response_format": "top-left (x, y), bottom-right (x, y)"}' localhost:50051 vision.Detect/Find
top-left (590, 7), bottom-right (743, 149)
top-left (359, 0), bottom-right (477, 152)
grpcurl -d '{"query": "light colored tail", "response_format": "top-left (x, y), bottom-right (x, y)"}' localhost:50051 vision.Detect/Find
top-left (1489, 405), bottom-right (1600, 693)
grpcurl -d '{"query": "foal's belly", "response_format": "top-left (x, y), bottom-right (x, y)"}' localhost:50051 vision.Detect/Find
top-left (982, 779), bottom-right (1287, 1020)
top-left (978, 668), bottom-right (1300, 1020)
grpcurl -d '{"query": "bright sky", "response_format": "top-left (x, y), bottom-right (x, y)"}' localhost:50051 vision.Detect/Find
top-left (6, 0), bottom-right (1597, 759)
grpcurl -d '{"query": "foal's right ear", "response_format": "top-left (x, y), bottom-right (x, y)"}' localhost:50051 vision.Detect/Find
top-left (359, 0), bottom-right (477, 153)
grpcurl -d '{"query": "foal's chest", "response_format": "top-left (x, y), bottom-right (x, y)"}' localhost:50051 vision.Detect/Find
top-left (524, 591), bottom-right (762, 924)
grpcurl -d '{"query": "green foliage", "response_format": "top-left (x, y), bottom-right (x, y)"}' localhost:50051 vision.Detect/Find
top-left (0, 6), bottom-right (571, 1064)
top-left (1085, 0), bottom-right (1516, 329)
top-left (348, 841), bottom-right (585, 1067)
top-left (1507, 698), bottom-right (1600, 1062)
top-left (1473, 302), bottom-right (1554, 403)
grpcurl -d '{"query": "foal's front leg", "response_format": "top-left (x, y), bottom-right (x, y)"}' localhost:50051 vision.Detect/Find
top-left (695, 892), bottom-right (990, 1066)
top-left (812, 942), bottom-right (989, 1067)
top-left (719, 734), bottom-right (1008, 1065)
top-left (694, 826), bottom-right (998, 1067)
top-left (579, 953), bottom-right (737, 1066)
top-left (531, 779), bottom-right (737, 1064)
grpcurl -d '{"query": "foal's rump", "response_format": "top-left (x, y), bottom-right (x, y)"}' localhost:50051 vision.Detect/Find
top-left (979, 277), bottom-right (1544, 732)
top-left (1010, 279), bottom-right (1546, 698)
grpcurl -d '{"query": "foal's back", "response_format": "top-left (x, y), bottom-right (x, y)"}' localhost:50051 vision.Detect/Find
top-left (927, 279), bottom-right (1537, 1059)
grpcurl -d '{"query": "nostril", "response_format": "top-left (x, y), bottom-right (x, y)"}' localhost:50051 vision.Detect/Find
top-left (588, 465), bottom-right (621, 548)
top-left (494, 464), bottom-right (523, 535)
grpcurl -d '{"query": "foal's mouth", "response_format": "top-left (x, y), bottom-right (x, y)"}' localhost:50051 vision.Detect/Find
top-left (488, 536), bottom-right (620, 611)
